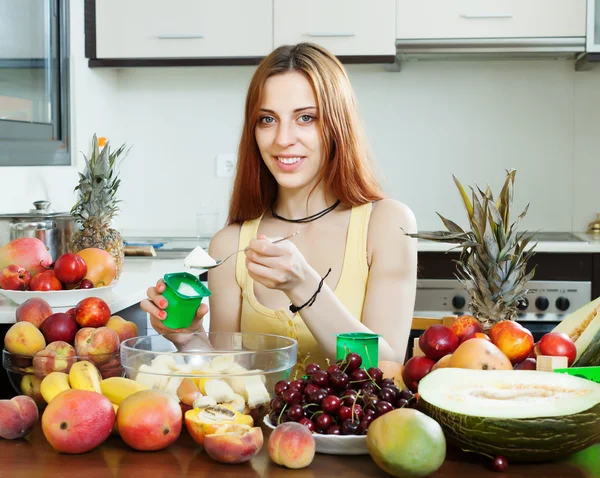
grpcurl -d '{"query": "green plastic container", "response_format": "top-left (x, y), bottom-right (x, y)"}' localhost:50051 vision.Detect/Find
top-left (336, 332), bottom-right (380, 369)
top-left (161, 272), bottom-right (211, 329)
top-left (554, 366), bottom-right (600, 384)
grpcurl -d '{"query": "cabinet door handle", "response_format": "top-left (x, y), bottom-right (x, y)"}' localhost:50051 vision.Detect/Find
top-left (305, 32), bottom-right (356, 38)
top-left (460, 14), bottom-right (513, 19)
top-left (157, 34), bottom-right (205, 40)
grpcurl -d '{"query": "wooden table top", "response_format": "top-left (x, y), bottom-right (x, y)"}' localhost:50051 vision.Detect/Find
top-left (0, 423), bottom-right (597, 478)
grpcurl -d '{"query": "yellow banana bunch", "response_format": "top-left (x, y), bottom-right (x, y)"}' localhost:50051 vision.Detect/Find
top-left (100, 377), bottom-right (148, 405)
top-left (69, 360), bottom-right (102, 393)
top-left (40, 372), bottom-right (71, 403)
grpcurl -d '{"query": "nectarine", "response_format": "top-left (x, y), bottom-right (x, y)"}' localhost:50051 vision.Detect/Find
top-left (15, 297), bottom-right (53, 328)
top-left (268, 422), bottom-right (315, 469)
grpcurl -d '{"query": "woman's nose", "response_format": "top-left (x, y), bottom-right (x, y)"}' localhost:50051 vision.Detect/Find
top-left (274, 121), bottom-right (297, 147)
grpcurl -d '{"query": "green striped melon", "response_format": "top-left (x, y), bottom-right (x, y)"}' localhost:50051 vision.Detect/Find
top-left (418, 368), bottom-right (600, 463)
top-left (552, 296), bottom-right (600, 366)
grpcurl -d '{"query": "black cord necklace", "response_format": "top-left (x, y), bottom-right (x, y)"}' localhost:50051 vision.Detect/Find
top-left (271, 200), bottom-right (341, 224)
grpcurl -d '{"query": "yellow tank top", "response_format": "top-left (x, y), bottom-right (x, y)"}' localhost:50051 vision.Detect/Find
top-left (235, 203), bottom-right (373, 373)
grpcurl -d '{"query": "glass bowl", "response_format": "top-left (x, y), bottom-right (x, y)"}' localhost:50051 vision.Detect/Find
top-left (120, 332), bottom-right (298, 418)
top-left (2, 348), bottom-right (122, 408)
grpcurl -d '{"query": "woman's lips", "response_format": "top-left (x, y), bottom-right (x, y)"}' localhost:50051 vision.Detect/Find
top-left (275, 156), bottom-right (305, 172)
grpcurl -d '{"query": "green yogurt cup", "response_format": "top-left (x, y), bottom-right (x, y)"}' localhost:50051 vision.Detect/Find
top-left (336, 332), bottom-right (380, 369)
top-left (161, 272), bottom-right (211, 329)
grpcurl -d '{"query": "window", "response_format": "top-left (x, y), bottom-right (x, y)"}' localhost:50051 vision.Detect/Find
top-left (0, 0), bottom-right (70, 167)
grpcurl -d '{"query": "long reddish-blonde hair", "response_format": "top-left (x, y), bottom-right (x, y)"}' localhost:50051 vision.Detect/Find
top-left (227, 43), bottom-right (385, 225)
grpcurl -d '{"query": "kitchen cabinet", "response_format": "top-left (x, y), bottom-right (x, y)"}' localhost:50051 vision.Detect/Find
top-left (92, 0), bottom-right (272, 60)
top-left (587, 0), bottom-right (600, 52)
top-left (396, 0), bottom-right (586, 40)
top-left (273, 0), bottom-right (396, 59)
top-left (0, 0), bottom-right (47, 61)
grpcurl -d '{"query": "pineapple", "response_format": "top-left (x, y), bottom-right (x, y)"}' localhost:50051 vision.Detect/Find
top-left (69, 134), bottom-right (130, 279)
top-left (407, 170), bottom-right (537, 329)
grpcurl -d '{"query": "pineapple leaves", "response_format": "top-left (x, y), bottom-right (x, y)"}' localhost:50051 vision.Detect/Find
top-left (453, 175), bottom-right (474, 223)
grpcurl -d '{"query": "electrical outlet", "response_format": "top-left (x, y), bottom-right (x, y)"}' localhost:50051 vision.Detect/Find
top-left (216, 153), bottom-right (236, 178)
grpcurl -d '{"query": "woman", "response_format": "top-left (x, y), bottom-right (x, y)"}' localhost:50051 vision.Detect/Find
top-left (141, 42), bottom-right (418, 369)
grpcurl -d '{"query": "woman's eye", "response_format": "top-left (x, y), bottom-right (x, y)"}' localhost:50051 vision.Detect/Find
top-left (300, 115), bottom-right (314, 123)
top-left (260, 116), bottom-right (275, 124)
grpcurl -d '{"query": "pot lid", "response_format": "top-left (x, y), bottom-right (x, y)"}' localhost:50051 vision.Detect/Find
top-left (0, 200), bottom-right (73, 219)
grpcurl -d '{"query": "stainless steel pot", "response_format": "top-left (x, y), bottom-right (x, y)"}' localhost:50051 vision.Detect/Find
top-left (0, 200), bottom-right (80, 261)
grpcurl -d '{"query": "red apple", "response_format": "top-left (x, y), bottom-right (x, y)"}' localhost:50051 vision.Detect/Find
top-left (53, 253), bottom-right (87, 285)
top-left (75, 297), bottom-right (111, 328)
top-left (29, 270), bottom-right (62, 292)
top-left (418, 325), bottom-right (459, 360)
top-left (402, 356), bottom-right (436, 393)
top-left (0, 264), bottom-right (31, 291)
top-left (539, 332), bottom-right (577, 366)
top-left (39, 312), bottom-right (80, 344)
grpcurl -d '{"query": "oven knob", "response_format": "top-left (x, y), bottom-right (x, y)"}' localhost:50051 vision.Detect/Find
top-left (452, 296), bottom-right (466, 310)
top-left (555, 297), bottom-right (570, 311)
top-left (517, 298), bottom-right (529, 311)
top-left (535, 297), bottom-right (550, 311)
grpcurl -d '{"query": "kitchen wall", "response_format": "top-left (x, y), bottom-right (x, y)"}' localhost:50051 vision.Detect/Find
top-left (2, 5), bottom-right (600, 236)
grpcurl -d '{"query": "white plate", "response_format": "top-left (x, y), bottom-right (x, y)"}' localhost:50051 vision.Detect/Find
top-left (0, 282), bottom-right (117, 308)
top-left (263, 416), bottom-right (369, 455)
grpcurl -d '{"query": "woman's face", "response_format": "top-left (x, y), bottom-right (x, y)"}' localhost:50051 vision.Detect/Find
top-left (255, 71), bottom-right (324, 193)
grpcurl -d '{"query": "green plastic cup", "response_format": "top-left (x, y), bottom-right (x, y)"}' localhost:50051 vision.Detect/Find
top-left (554, 366), bottom-right (600, 384)
top-left (336, 332), bottom-right (380, 369)
top-left (161, 272), bottom-right (212, 329)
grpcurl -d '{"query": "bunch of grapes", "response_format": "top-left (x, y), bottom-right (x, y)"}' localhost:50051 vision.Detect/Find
top-left (268, 352), bottom-right (417, 436)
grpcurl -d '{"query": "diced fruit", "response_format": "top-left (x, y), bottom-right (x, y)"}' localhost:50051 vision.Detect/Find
top-left (550, 296), bottom-right (600, 366)
top-left (100, 377), bottom-right (149, 405)
top-left (4, 322), bottom-right (46, 356)
top-left (204, 423), bottom-right (263, 464)
top-left (366, 408), bottom-right (446, 478)
top-left (53, 253), bottom-right (87, 285)
top-left (450, 315), bottom-right (484, 342)
top-left (268, 422), bottom-right (315, 469)
top-left (418, 368), bottom-right (600, 462)
top-left (15, 298), bottom-right (53, 328)
top-left (494, 324), bottom-right (534, 364)
top-left (30, 270), bottom-right (62, 291)
top-left (117, 390), bottom-right (182, 451)
top-left (0, 264), bottom-right (31, 291)
top-left (0, 237), bottom-right (52, 277)
top-left (448, 338), bottom-right (512, 371)
top-left (40, 312), bottom-right (79, 344)
top-left (33, 341), bottom-right (76, 377)
top-left (185, 405), bottom-right (253, 446)
top-left (74, 326), bottom-right (119, 365)
top-left (105, 315), bottom-right (138, 344)
top-left (20, 375), bottom-right (44, 406)
top-left (74, 297), bottom-right (111, 328)
top-left (68, 360), bottom-right (102, 393)
top-left (40, 372), bottom-right (71, 403)
top-left (402, 356), bottom-right (436, 393)
top-left (41, 389), bottom-right (115, 454)
top-left (0, 395), bottom-right (39, 439)
top-left (76, 248), bottom-right (117, 287)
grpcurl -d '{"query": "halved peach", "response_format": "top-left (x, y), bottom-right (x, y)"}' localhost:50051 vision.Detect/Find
top-left (203, 424), bottom-right (263, 464)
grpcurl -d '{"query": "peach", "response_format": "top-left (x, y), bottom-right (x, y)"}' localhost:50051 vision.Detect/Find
top-left (41, 389), bottom-right (115, 454)
top-left (76, 248), bottom-right (117, 287)
top-left (4, 322), bottom-right (46, 356)
top-left (15, 297), bottom-right (53, 328)
top-left (117, 390), bottom-right (182, 451)
top-left (74, 327), bottom-right (120, 366)
top-left (20, 374), bottom-right (45, 407)
top-left (0, 264), bottom-right (31, 291)
top-left (268, 422), bottom-right (316, 469)
top-left (33, 341), bottom-right (77, 377)
top-left (204, 424), bottom-right (263, 464)
top-left (489, 320), bottom-right (523, 345)
top-left (74, 297), bottom-right (111, 328)
top-left (105, 316), bottom-right (138, 344)
top-left (0, 237), bottom-right (53, 277)
top-left (177, 378), bottom-right (202, 406)
top-left (431, 354), bottom-right (452, 371)
top-left (449, 315), bottom-right (484, 342)
top-left (0, 395), bottom-right (39, 439)
top-left (495, 325), bottom-right (534, 364)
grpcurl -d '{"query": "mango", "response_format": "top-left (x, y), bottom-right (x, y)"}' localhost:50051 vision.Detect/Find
top-left (268, 422), bottom-right (315, 469)
top-left (204, 424), bottom-right (263, 464)
top-left (0, 237), bottom-right (53, 277)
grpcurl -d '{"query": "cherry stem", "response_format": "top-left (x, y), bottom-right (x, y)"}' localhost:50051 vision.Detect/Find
top-left (277, 403), bottom-right (288, 425)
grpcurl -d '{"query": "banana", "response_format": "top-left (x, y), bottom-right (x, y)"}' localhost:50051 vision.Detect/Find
top-left (100, 377), bottom-right (149, 405)
top-left (69, 360), bottom-right (102, 393)
top-left (111, 403), bottom-right (119, 436)
top-left (40, 372), bottom-right (71, 403)
top-left (245, 375), bottom-right (271, 409)
top-left (222, 393), bottom-right (246, 414)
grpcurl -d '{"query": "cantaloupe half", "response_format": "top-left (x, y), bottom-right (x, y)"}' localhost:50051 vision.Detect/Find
top-left (551, 296), bottom-right (600, 366)
top-left (419, 368), bottom-right (600, 463)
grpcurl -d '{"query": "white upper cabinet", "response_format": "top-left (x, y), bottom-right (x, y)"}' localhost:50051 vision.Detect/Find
top-left (587, 0), bottom-right (600, 52)
top-left (95, 0), bottom-right (273, 58)
top-left (396, 0), bottom-right (586, 40)
top-left (274, 0), bottom-right (396, 56)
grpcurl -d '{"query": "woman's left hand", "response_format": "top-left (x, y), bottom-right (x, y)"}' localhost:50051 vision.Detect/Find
top-left (245, 234), bottom-right (309, 291)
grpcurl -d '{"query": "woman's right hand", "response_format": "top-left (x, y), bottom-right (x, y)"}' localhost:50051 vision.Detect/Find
top-left (140, 278), bottom-right (209, 344)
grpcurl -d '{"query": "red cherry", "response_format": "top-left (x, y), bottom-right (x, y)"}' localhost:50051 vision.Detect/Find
top-left (298, 417), bottom-right (315, 432)
top-left (321, 395), bottom-right (341, 414)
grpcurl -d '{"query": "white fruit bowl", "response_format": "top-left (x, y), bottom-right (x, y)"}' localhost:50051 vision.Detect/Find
top-left (0, 282), bottom-right (117, 308)
top-left (263, 416), bottom-right (369, 455)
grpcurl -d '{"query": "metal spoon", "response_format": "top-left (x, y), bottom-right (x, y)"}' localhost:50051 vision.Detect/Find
top-left (187, 231), bottom-right (300, 270)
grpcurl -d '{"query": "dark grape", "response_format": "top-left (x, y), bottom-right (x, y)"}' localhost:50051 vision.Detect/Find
top-left (491, 456), bottom-right (508, 472)
top-left (305, 363), bottom-right (321, 375)
top-left (340, 418), bottom-right (360, 435)
top-left (329, 371), bottom-right (350, 390)
top-left (379, 387), bottom-right (396, 403)
top-left (326, 424), bottom-right (341, 435)
top-left (282, 389), bottom-right (302, 405)
top-left (321, 395), bottom-right (341, 414)
top-left (287, 404), bottom-right (304, 421)
top-left (367, 367), bottom-right (384, 384)
top-left (315, 413), bottom-right (333, 430)
top-left (375, 401), bottom-right (394, 417)
top-left (299, 417), bottom-right (315, 432)
top-left (345, 352), bottom-right (362, 372)
top-left (312, 370), bottom-right (329, 387)
top-left (274, 380), bottom-right (290, 396)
